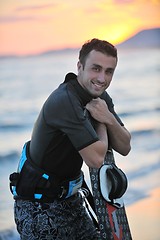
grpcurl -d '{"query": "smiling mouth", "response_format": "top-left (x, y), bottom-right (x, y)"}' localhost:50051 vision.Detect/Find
top-left (92, 82), bottom-right (105, 90)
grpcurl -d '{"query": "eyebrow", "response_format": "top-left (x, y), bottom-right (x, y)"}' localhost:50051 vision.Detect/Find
top-left (106, 67), bottom-right (115, 72)
top-left (92, 64), bottom-right (115, 72)
top-left (92, 64), bottom-right (102, 68)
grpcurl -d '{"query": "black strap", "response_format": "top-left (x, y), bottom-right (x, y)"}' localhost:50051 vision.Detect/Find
top-left (82, 180), bottom-right (99, 229)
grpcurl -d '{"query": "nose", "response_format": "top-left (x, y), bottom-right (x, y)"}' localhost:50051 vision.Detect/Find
top-left (97, 71), bottom-right (105, 83)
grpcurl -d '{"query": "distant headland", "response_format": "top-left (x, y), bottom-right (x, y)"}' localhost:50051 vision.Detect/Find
top-left (117, 27), bottom-right (160, 48)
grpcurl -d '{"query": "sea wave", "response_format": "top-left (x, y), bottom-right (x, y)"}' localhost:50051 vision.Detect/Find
top-left (124, 188), bottom-right (149, 206)
top-left (131, 128), bottom-right (158, 136)
top-left (0, 123), bottom-right (31, 132)
top-left (127, 161), bottom-right (160, 180)
top-left (130, 128), bottom-right (160, 152)
top-left (119, 107), bottom-right (160, 118)
top-left (0, 152), bottom-right (19, 162)
top-left (0, 228), bottom-right (19, 240)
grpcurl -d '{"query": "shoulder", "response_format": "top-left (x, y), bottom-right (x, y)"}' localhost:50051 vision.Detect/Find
top-left (43, 82), bottom-right (84, 124)
top-left (100, 91), bottom-right (114, 108)
top-left (45, 82), bottom-right (79, 108)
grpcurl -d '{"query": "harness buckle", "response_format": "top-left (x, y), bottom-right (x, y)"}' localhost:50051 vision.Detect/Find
top-left (58, 172), bottom-right (84, 199)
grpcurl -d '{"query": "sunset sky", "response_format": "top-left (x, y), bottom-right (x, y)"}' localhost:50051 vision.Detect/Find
top-left (0, 0), bottom-right (160, 56)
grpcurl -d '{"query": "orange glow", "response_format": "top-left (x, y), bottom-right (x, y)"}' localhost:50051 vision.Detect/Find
top-left (127, 188), bottom-right (160, 240)
top-left (0, 0), bottom-right (160, 56)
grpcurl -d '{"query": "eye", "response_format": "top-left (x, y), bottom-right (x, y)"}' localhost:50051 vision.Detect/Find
top-left (106, 69), bottom-right (114, 75)
top-left (92, 66), bottom-right (101, 72)
top-left (93, 67), bottom-right (99, 71)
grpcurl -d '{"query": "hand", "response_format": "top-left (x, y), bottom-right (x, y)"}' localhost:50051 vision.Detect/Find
top-left (86, 98), bottom-right (111, 124)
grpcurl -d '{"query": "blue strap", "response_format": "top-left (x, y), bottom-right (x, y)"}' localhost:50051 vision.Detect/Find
top-left (34, 193), bottom-right (42, 199)
top-left (12, 186), bottom-right (17, 196)
top-left (42, 173), bottom-right (49, 180)
top-left (18, 142), bottom-right (27, 172)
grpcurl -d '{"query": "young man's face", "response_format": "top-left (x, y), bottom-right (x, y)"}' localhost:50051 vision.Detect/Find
top-left (77, 50), bottom-right (117, 97)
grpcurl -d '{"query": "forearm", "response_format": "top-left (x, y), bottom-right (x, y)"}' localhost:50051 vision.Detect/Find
top-left (96, 122), bottom-right (108, 148)
top-left (104, 114), bottom-right (131, 155)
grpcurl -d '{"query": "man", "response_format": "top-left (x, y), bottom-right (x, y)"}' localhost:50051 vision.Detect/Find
top-left (11, 39), bottom-right (131, 239)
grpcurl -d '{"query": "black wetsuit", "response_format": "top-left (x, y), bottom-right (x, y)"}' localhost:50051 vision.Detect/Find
top-left (30, 72), bottom-right (123, 180)
top-left (14, 72), bottom-right (124, 240)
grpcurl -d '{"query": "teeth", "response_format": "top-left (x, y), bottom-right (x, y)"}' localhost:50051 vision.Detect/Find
top-left (94, 83), bottom-right (103, 87)
top-left (91, 81), bottom-right (104, 89)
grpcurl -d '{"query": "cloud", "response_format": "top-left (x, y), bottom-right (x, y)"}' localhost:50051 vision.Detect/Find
top-left (16, 3), bottom-right (56, 12)
top-left (0, 3), bottom-right (56, 23)
top-left (113, 0), bottom-right (133, 3)
top-left (0, 15), bottom-right (50, 23)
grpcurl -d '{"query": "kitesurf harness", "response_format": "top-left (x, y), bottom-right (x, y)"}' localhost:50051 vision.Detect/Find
top-left (9, 141), bottom-right (83, 202)
top-left (9, 142), bottom-right (127, 230)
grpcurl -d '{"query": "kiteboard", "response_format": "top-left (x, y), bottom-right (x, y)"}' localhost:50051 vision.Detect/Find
top-left (89, 150), bottom-right (132, 240)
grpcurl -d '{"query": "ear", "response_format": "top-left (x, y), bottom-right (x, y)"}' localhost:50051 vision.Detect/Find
top-left (77, 61), bottom-right (82, 72)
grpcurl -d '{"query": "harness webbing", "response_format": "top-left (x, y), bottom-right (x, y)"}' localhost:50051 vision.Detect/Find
top-left (82, 180), bottom-right (99, 230)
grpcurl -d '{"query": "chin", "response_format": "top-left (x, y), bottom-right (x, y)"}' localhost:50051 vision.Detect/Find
top-left (93, 90), bottom-right (103, 97)
top-left (92, 93), bottom-right (101, 98)
top-left (87, 88), bottom-right (102, 98)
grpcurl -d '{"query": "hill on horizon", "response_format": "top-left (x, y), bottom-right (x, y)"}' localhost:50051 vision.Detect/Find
top-left (117, 27), bottom-right (160, 48)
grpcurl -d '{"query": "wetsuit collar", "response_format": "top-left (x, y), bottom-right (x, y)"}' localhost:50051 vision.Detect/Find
top-left (64, 72), bottom-right (93, 105)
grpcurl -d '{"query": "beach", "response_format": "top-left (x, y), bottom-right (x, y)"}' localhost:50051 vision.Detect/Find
top-left (127, 188), bottom-right (160, 240)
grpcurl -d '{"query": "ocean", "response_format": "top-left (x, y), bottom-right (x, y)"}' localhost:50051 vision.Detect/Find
top-left (0, 48), bottom-right (159, 239)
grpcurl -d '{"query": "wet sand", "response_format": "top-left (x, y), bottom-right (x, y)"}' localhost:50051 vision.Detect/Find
top-left (126, 188), bottom-right (160, 240)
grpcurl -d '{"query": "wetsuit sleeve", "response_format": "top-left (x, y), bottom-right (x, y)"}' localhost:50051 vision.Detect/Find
top-left (101, 91), bottom-right (124, 126)
top-left (44, 87), bottom-right (99, 151)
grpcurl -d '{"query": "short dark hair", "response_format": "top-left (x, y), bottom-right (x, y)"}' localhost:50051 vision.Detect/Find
top-left (79, 38), bottom-right (117, 66)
